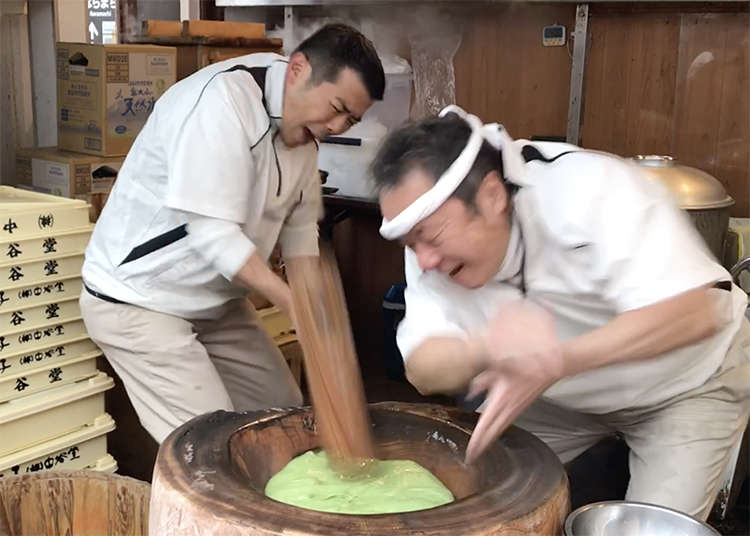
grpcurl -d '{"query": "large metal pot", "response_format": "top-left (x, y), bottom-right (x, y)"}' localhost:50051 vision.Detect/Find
top-left (632, 155), bottom-right (735, 265)
top-left (565, 501), bottom-right (720, 536)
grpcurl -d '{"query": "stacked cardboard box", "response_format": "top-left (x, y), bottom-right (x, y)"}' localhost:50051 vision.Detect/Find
top-left (17, 42), bottom-right (177, 223)
top-left (15, 148), bottom-right (123, 223)
top-left (56, 42), bottom-right (177, 156)
top-left (0, 187), bottom-right (116, 477)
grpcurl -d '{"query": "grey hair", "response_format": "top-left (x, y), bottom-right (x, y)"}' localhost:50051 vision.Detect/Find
top-left (369, 113), bottom-right (506, 208)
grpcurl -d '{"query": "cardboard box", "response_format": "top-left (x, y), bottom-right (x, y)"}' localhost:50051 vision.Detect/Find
top-left (85, 191), bottom-right (110, 223)
top-left (16, 148), bottom-right (123, 198)
top-left (56, 43), bottom-right (176, 156)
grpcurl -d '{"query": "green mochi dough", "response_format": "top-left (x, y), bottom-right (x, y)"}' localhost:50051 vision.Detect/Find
top-left (265, 450), bottom-right (454, 515)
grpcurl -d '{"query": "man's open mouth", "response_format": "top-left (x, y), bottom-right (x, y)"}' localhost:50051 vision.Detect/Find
top-left (449, 264), bottom-right (464, 278)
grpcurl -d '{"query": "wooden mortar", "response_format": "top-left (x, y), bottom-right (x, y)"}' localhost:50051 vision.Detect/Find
top-left (150, 402), bottom-right (569, 535)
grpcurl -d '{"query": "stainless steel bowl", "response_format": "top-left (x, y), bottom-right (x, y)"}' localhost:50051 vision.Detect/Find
top-left (565, 501), bottom-right (721, 536)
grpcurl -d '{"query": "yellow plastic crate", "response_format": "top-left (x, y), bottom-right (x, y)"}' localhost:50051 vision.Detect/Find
top-left (0, 413), bottom-right (114, 477)
top-left (90, 453), bottom-right (117, 473)
top-left (0, 186), bottom-right (90, 239)
top-left (0, 296), bottom-right (81, 334)
top-left (0, 252), bottom-right (84, 284)
top-left (0, 226), bottom-right (93, 265)
top-left (0, 372), bottom-right (113, 457)
top-left (258, 306), bottom-right (295, 339)
top-left (0, 351), bottom-right (100, 403)
top-left (0, 318), bottom-right (87, 358)
top-left (0, 337), bottom-right (99, 384)
top-left (0, 276), bottom-right (82, 312)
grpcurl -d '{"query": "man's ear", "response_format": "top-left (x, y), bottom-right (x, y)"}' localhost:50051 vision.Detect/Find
top-left (476, 170), bottom-right (509, 218)
top-left (286, 51), bottom-right (311, 86)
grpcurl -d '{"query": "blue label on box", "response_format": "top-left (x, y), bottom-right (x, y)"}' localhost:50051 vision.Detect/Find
top-left (60, 109), bottom-right (69, 121)
top-left (114, 125), bottom-right (127, 134)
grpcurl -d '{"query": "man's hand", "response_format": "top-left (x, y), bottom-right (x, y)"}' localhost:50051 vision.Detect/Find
top-left (465, 300), bottom-right (564, 464)
top-left (233, 251), bottom-right (294, 317)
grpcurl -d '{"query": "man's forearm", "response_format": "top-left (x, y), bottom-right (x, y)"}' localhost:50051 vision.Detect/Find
top-left (561, 286), bottom-right (725, 376)
top-left (407, 287), bottom-right (726, 396)
top-left (233, 251), bottom-right (292, 315)
top-left (405, 336), bottom-right (485, 395)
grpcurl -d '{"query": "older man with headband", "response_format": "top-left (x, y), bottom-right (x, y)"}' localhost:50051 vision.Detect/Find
top-left (370, 106), bottom-right (750, 520)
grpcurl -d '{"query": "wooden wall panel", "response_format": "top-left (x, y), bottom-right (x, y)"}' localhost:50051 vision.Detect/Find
top-left (672, 12), bottom-right (750, 215)
top-left (713, 13), bottom-right (750, 217)
top-left (1, 8), bottom-right (35, 185)
top-left (454, 4), bottom-right (576, 140)
top-left (582, 11), bottom-right (680, 155)
top-left (330, 212), bottom-right (405, 375)
top-left (581, 5), bottom-right (750, 216)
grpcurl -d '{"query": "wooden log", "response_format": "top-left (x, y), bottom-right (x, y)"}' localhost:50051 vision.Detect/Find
top-left (182, 20), bottom-right (265, 40)
top-left (141, 20), bottom-right (182, 38)
top-left (122, 34), bottom-right (282, 51)
top-left (0, 470), bottom-right (150, 536)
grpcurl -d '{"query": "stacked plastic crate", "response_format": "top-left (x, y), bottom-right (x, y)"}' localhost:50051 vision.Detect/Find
top-left (258, 306), bottom-right (302, 387)
top-left (0, 186), bottom-right (116, 478)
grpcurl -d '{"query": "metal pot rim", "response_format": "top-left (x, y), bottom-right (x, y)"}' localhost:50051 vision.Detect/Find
top-left (632, 155), bottom-right (735, 210)
top-left (564, 500), bottom-right (721, 536)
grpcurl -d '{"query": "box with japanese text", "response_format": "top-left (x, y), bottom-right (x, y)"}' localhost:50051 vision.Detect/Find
top-left (1, 253), bottom-right (86, 289)
top-left (0, 372), bottom-right (113, 456)
top-left (0, 351), bottom-right (100, 403)
top-left (0, 277), bottom-right (83, 314)
top-left (0, 297), bottom-right (81, 334)
top-left (0, 337), bottom-right (99, 393)
top-left (0, 414), bottom-right (114, 477)
top-left (0, 186), bottom-right (91, 238)
top-left (0, 227), bottom-right (93, 266)
top-left (0, 316), bottom-right (88, 359)
top-left (56, 42), bottom-right (176, 156)
top-left (16, 148), bottom-right (122, 198)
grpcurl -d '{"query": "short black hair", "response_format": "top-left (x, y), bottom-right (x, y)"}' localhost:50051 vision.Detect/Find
top-left (370, 114), bottom-right (505, 207)
top-left (294, 23), bottom-right (385, 101)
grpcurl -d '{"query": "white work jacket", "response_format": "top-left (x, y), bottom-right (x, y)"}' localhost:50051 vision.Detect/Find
top-left (82, 54), bottom-right (321, 319)
top-left (398, 139), bottom-right (747, 413)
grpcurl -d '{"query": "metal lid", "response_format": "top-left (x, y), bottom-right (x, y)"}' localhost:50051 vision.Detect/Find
top-left (631, 155), bottom-right (734, 210)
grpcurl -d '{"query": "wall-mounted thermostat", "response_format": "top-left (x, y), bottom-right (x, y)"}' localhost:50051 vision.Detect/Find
top-left (542, 25), bottom-right (566, 47)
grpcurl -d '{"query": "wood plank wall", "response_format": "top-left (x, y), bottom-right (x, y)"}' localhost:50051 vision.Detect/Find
top-left (453, 3), bottom-right (749, 215)
top-left (454, 4), bottom-right (577, 140)
top-left (330, 212), bottom-right (406, 378)
top-left (582, 4), bottom-right (750, 215)
top-left (0, 3), bottom-right (35, 185)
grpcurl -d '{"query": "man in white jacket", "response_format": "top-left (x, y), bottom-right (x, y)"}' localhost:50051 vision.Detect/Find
top-left (80, 24), bottom-right (384, 443)
top-left (370, 107), bottom-right (750, 519)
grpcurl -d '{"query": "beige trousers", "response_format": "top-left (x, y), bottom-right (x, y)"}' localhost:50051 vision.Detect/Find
top-left (79, 291), bottom-right (302, 444)
top-left (514, 320), bottom-right (750, 520)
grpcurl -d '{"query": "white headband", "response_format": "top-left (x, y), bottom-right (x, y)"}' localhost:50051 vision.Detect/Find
top-left (379, 105), bottom-right (522, 240)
